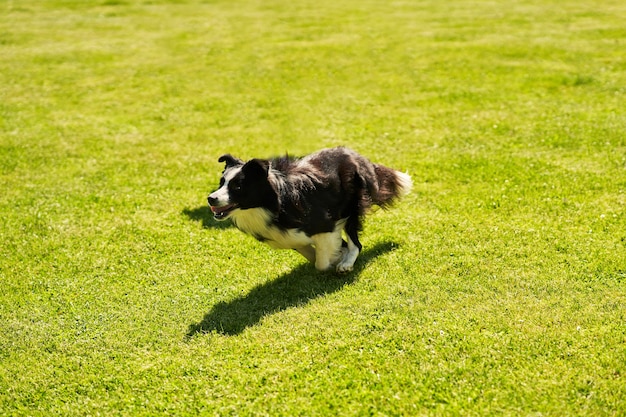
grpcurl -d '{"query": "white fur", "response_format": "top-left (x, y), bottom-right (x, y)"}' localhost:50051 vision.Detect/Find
top-left (209, 166), bottom-right (242, 206)
top-left (231, 208), bottom-right (349, 271)
top-left (336, 236), bottom-right (360, 273)
top-left (230, 208), bottom-right (312, 249)
top-left (311, 234), bottom-right (340, 271)
top-left (209, 151), bottom-right (412, 273)
top-left (310, 219), bottom-right (346, 271)
top-left (395, 171), bottom-right (413, 197)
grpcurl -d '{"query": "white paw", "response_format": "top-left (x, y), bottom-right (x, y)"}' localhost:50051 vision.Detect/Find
top-left (336, 261), bottom-right (354, 274)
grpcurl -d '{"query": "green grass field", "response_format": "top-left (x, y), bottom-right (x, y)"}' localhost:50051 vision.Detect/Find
top-left (1, 0), bottom-right (625, 415)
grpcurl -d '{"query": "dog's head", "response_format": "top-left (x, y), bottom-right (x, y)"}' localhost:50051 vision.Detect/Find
top-left (207, 154), bottom-right (272, 220)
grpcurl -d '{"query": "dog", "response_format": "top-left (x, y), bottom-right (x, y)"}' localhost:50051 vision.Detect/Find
top-left (207, 147), bottom-right (412, 273)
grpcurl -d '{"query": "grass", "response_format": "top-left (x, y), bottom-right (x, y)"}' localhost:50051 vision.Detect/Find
top-left (1, 0), bottom-right (625, 415)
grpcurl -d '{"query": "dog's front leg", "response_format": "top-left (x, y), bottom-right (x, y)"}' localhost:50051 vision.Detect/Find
top-left (336, 237), bottom-right (360, 273)
top-left (311, 232), bottom-right (342, 271)
top-left (294, 245), bottom-right (316, 263)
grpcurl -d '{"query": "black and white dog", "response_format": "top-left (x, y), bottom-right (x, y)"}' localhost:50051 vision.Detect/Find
top-left (207, 147), bottom-right (412, 273)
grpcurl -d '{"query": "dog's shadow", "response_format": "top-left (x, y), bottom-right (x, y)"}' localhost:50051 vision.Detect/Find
top-left (186, 241), bottom-right (397, 337)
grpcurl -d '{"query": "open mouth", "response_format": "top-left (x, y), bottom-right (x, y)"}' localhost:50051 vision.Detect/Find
top-left (210, 203), bottom-right (238, 220)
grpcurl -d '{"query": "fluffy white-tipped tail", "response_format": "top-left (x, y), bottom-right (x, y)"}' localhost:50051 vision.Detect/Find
top-left (395, 171), bottom-right (413, 197)
top-left (371, 165), bottom-right (412, 208)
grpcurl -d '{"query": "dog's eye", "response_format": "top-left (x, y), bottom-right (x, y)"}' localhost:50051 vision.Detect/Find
top-left (230, 181), bottom-right (241, 191)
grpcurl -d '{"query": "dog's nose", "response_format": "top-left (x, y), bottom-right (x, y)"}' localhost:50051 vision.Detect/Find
top-left (208, 195), bottom-right (218, 206)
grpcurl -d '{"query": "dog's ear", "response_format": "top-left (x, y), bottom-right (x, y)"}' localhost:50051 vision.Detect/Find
top-left (218, 154), bottom-right (243, 169)
top-left (242, 158), bottom-right (269, 177)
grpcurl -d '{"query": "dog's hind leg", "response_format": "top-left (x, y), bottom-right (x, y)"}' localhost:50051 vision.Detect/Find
top-left (336, 216), bottom-right (362, 273)
top-left (295, 245), bottom-right (316, 263)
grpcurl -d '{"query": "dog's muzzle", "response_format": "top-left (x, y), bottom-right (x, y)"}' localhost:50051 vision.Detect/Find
top-left (209, 203), bottom-right (238, 220)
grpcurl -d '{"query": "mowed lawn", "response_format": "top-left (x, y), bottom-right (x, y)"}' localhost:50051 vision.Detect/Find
top-left (1, 0), bottom-right (625, 415)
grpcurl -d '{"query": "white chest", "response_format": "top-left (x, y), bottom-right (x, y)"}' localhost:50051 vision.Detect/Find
top-left (230, 208), bottom-right (312, 249)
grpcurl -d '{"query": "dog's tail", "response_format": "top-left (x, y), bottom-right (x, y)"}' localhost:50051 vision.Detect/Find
top-left (370, 164), bottom-right (412, 209)
top-left (359, 161), bottom-right (413, 214)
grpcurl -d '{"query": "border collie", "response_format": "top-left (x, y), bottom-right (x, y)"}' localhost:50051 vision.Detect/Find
top-left (208, 147), bottom-right (412, 273)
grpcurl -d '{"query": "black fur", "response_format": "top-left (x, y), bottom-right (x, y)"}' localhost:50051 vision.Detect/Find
top-left (208, 147), bottom-right (411, 272)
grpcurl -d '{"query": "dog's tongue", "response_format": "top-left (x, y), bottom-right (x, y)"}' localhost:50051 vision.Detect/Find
top-left (210, 204), bottom-right (234, 214)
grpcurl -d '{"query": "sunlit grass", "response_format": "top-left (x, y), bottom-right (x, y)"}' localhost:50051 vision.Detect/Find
top-left (1, 0), bottom-right (625, 415)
